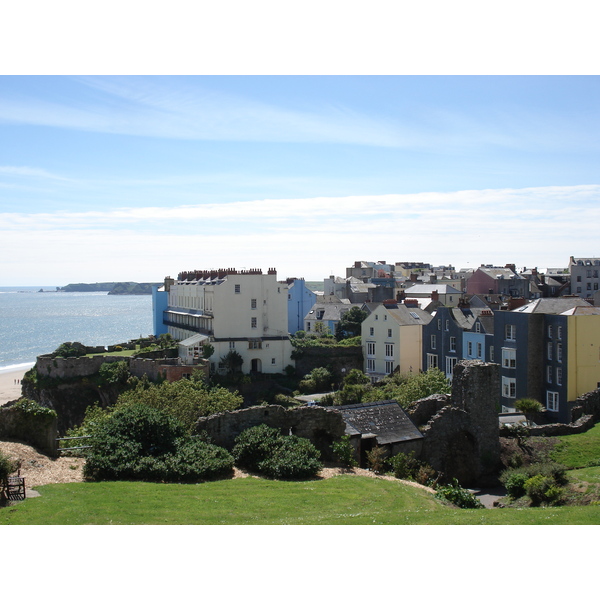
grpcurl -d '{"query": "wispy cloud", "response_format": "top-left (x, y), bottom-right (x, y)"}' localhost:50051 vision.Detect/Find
top-left (1, 185), bottom-right (599, 284)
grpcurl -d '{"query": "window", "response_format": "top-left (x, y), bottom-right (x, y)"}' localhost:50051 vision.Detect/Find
top-left (446, 356), bottom-right (457, 378)
top-left (502, 348), bottom-right (516, 369)
top-left (251, 299), bottom-right (257, 309)
top-left (235, 284), bottom-right (241, 294)
top-left (546, 366), bottom-right (553, 383)
top-left (248, 341), bottom-right (262, 349)
top-left (431, 335), bottom-right (437, 350)
top-left (445, 320), bottom-right (449, 331)
top-left (251, 317), bottom-right (257, 329)
top-left (489, 346), bottom-right (495, 362)
top-left (505, 324), bottom-right (516, 340)
top-left (367, 342), bottom-right (376, 356)
top-left (385, 361), bottom-right (395, 374)
top-left (502, 377), bottom-right (516, 398)
top-left (556, 367), bottom-right (563, 386)
top-left (437, 319), bottom-right (441, 330)
top-left (387, 328), bottom-right (392, 338)
top-left (427, 354), bottom-right (438, 369)
top-left (547, 342), bottom-right (553, 360)
top-left (271, 358), bottom-right (276, 365)
top-left (548, 325), bottom-right (553, 338)
top-left (475, 322), bottom-right (481, 333)
top-left (369, 327), bottom-right (374, 336)
top-left (547, 391), bottom-right (559, 412)
top-left (450, 337), bottom-right (456, 352)
top-left (557, 343), bottom-right (562, 362)
top-left (477, 343), bottom-right (482, 358)
top-left (385, 343), bottom-right (394, 357)
top-left (467, 341), bottom-right (473, 356)
top-left (367, 359), bottom-right (375, 372)
top-left (229, 341), bottom-right (235, 349)
top-left (557, 326), bottom-right (562, 340)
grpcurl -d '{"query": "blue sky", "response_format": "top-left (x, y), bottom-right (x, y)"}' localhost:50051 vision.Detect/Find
top-left (1, 75), bottom-right (599, 285)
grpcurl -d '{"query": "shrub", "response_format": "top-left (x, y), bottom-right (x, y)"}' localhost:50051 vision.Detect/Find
top-left (98, 361), bottom-right (130, 385)
top-left (366, 446), bottom-right (387, 474)
top-left (503, 471), bottom-right (529, 498)
top-left (232, 424), bottom-right (322, 479)
top-left (53, 341), bottom-right (88, 358)
top-left (387, 451), bottom-right (421, 480)
top-left (83, 403), bottom-right (233, 482)
top-left (514, 397), bottom-right (544, 415)
top-left (524, 474), bottom-right (555, 506)
top-left (259, 436), bottom-right (322, 480)
top-left (435, 479), bottom-right (484, 509)
top-left (0, 449), bottom-right (18, 481)
top-left (331, 435), bottom-right (358, 467)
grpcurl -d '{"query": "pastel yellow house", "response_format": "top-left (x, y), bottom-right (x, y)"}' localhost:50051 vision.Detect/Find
top-left (361, 301), bottom-right (434, 382)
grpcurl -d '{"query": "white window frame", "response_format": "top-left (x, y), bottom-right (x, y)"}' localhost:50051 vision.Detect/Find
top-left (450, 336), bottom-right (456, 352)
top-left (505, 324), bottom-right (516, 340)
top-left (366, 359), bottom-right (375, 372)
top-left (502, 347), bottom-right (516, 369)
top-left (251, 317), bottom-right (257, 329)
top-left (546, 365), bottom-right (553, 383)
top-left (445, 356), bottom-right (457, 378)
top-left (547, 391), bottom-right (559, 412)
top-left (502, 377), bottom-right (516, 398)
top-left (431, 335), bottom-right (437, 350)
top-left (557, 343), bottom-right (562, 362)
top-left (547, 342), bottom-right (553, 361)
top-left (556, 367), bottom-right (563, 386)
top-left (385, 343), bottom-right (394, 358)
top-left (366, 342), bottom-right (376, 357)
top-left (427, 353), bottom-right (438, 370)
top-left (385, 361), bottom-right (395, 374)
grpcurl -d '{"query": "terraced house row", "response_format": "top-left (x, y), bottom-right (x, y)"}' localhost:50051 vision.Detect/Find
top-left (362, 296), bottom-right (600, 424)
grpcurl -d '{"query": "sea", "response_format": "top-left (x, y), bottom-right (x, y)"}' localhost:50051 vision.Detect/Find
top-left (0, 287), bottom-right (153, 372)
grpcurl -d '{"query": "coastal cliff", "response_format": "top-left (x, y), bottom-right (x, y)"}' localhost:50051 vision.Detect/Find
top-left (56, 282), bottom-right (159, 295)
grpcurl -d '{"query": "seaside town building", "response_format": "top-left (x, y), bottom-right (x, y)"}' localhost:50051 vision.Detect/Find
top-left (153, 268), bottom-right (293, 375)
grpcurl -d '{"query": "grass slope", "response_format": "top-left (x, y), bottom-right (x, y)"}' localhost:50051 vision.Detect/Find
top-left (3, 475), bottom-right (600, 525)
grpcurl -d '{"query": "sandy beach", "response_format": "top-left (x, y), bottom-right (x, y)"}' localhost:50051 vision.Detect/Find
top-left (0, 367), bottom-right (31, 406)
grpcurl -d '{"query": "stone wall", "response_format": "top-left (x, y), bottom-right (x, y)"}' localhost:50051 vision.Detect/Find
top-left (420, 361), bottom-right (501, 486)
top-left (0, 403), bottom-right (58, 457)
top-left (130, 357), bottom-right (209, 382)
top-left (36, 354), bottom-right (128, 380)
top-left (571, 388), bottom-right (600, 422)
top-left (194, 405), bottom-right (346, 460)
top-left (406, 394), bottom-right (450, 427)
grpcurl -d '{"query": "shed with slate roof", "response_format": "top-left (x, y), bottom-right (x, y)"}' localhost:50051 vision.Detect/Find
top-left (331, 400), bottom-right (423, 466)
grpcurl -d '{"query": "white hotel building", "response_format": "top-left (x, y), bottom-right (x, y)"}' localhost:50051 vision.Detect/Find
top-left (156, 268), bottom-right (293, 375)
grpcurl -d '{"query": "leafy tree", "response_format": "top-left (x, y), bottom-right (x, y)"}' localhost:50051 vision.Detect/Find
top-left (116, 377), bottom-right (243, 432)
top-left (0, 449), bottom-right (18, 481)
top-left (378, 368), bottom-right (451, 409)
top-left (202, 343), bottom-right (215, 359)
top-left (221, 350), bottom-right (244, 376)
top-left (157, 333), bottom-right (178, 349)
top-left (343, 369), bottom-right (370, 386)
top-left (335, 306), bottom-right (367, 341)
top-left (98, 361), bottom-right (130, 385)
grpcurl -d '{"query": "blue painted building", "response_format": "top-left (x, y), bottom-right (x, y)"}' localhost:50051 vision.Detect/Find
top-left (286, 278), bottom-right (316, 334)
top-left (151, 283), bottom-right (169, 337)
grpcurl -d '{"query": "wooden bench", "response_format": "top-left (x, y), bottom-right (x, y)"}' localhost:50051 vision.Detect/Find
top-left (2, 475), bottom-right (26, 502)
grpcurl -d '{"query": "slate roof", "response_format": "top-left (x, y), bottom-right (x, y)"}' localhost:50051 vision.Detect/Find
top-left (512, 297), bottom-right (592, 314)
top-left (331, 400), bottom-right (424, 445)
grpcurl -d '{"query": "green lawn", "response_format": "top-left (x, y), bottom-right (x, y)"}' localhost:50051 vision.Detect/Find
top-left (2, 475), bottom-right (600, 525)
top-left (550, 423), bottom-right (600, 468)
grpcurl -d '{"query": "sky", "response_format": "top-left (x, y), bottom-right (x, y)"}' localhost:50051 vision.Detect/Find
top-left (1, 74), bottom-right (600, 286)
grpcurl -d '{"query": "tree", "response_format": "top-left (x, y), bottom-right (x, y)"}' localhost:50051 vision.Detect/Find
top-left (117, 377), bottom-right (243, 431)
top-left (202, 343), bottom-right (215, 359)
top-left (221, 350), bottom-right (244, 376)
top-left (335, 306), bottom-right (367, 341)
top-left (514, 397), bottom-right (544, 424)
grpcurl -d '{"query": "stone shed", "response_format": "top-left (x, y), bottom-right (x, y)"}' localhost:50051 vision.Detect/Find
top-left (330, 400), bottom-right (424, 467)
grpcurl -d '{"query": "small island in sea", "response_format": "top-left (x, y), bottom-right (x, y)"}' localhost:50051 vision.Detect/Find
top-left (56, 282), bottom-right (159, 295)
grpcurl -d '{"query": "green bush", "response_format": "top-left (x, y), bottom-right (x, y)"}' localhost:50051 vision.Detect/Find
top-left (83, 403), bottom-right (233, 482)
top-left (331, 435), bottom-right (358, 467)
top-left (435, 479), bottom-right (484, 509)
top-left (366, 446), bottom-right (387, 474)
top-left (232, 424), bottom-right (322, 480)
top-left (98, 361), bottom-right (130, 385)
top-left (503, 471), bottom-right (529, 498)
top-left (524, 474), bottom-right (555, 506)
top-left (387, 451), bottom-right (421, 480)
top-left (0, 449), bottom-right (18, 481)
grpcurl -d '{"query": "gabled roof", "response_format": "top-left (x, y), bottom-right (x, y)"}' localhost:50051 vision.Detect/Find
top-left (383, 303), bottom-right (434, 326)
top-left (404, 283), bottom-right (461, 295)
top-left (512, 297), bottom-right (591, 314)
top-left (305, 302), bottom-right (361, 321)
top-left (560, 306), bottom-right (600, 316)
top-left (332, 400), bottom-right (423, 444)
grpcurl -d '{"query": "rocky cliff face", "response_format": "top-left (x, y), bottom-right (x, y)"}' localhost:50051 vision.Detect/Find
top-left (22, 377), bottom-right (121, 434)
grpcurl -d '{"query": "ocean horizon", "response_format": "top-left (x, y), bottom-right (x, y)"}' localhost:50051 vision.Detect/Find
top-left (0, 286), bottom-right (153, 370)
